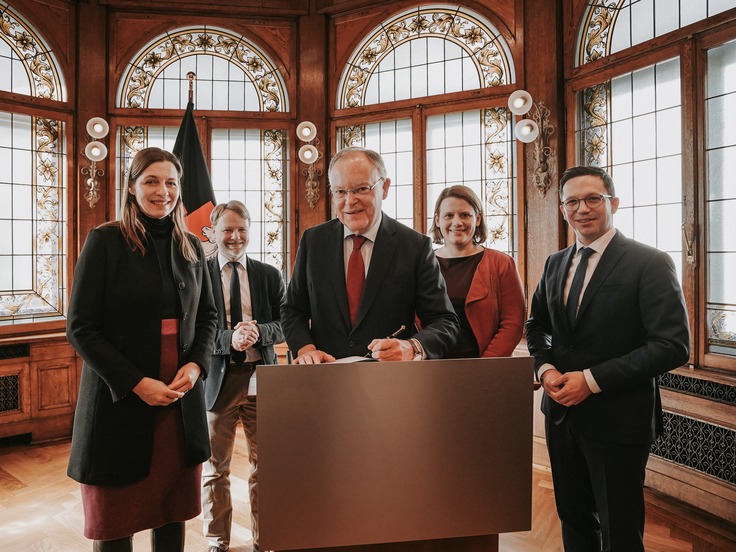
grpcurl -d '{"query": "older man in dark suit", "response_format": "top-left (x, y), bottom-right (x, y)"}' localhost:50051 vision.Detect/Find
top-left (202, 201), bottom-right (285, 552)
top-left (526, 166), bottom-right (690, 552)
top-left (282, 146), bottom-right (459, 364)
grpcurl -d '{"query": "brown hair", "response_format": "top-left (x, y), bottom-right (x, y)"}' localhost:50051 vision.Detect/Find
top-left (210, 200), bottom-right (251, 227)
top-left (429, 185), bottom-right (487, 245)
top-left (119, 147), bottom-right (198, 261)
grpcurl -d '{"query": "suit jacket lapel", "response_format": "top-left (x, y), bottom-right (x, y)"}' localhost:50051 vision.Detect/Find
top-left (246, 256), bottom-right (261, 320)
top-left (208, 257), bottom-right (227, 328)
top-left (327, 221), bottom-right (351, 328)
top-left (353, 214), bottom-right (397, 331)
top-left (575, 231), bottom-right (627, 324)
top-left (557, 245), bottom-right (577, 335)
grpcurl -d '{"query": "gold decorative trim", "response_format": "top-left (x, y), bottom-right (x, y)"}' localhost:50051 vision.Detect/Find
top-left (0, 2), bottom-right (63, 100)
top-left (119, 26), bottom-right (285, 112)
top-left (339, 7), bottom-right (511, 109)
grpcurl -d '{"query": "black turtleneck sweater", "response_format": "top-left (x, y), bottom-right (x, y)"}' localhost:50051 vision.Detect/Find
top-left (141, 214), bottom-right (181, 320)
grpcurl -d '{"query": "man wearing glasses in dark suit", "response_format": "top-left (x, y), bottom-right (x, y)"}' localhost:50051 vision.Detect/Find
top-left (526, 165), bottom-right (690, 552)
top-left (282, 146), bottom-right (459, 364)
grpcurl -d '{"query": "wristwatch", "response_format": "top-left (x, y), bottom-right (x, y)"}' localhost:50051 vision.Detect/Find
top-left (408, 338), bottom-right (422, 360)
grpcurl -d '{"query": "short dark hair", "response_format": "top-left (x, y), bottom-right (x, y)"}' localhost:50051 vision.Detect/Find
top-left (210, 200), bottom-right (251, 227)
top-left (428, 185), bottom-right (487, 245)
top-left (559, 166), bottom-right (616, 200)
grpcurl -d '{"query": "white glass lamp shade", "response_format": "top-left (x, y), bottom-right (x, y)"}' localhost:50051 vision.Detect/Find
top-left (86, 117), bottom-right (110, 139)
top-left (85, 141), bottom-right (108, 162)
top-left (298, 144), bottom-right (319, 164)
top-left (296, 121), bottom-right (317, 142)
top-left (514, 119), bottom-right (539, 143)
top-left (508, 90), bottom-right (533, 116)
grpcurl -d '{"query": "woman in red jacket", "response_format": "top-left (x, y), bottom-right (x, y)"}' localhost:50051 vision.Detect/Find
top-left (430, 185), bottom-right (525, 358)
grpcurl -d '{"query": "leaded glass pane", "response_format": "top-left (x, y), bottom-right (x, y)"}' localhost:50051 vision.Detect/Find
top-left (0, 112), bottom-right (66, 325)
top-left (425, 108), bottom-right (516, 258)
top-left (211, 129), bottom-right (288, 275)
top-left (118, 27), bottom-right (287, 112)
top-left (338, 7), bottom-right (514, 108)
top-left (706, 39), bottom-right (736, 357)
top-left (576, 59), bottom-right (682, 281)
top-left (337, 120), bottom-right (414, 229)
top-left (578, 0), bottom-right (736, 66)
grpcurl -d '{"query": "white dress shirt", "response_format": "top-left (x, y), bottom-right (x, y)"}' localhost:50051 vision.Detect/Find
top-left (218, 253), bottom-right (262, 363)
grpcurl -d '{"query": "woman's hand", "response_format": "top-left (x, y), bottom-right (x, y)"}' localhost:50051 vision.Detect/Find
top-left (132, 377), bottom-right (183, 406)
top-left (168, 362), bottom-right (201, 394)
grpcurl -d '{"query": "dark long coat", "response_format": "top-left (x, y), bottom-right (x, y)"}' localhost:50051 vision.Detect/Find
top-left (66, 223), bottom-right (217, 485)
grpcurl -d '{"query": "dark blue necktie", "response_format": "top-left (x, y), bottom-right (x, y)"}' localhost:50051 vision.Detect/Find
top-left (566, 247), bottom-right (595, 328)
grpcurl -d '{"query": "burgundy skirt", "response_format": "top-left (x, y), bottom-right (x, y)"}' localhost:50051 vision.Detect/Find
top-left (81, 319), bottom-right (202, 540)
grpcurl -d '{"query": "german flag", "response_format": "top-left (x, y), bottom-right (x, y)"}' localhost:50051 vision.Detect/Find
top-left (173, 101), bottom-right (218, 259)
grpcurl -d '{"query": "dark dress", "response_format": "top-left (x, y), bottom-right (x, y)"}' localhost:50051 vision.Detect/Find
top-left (80, 216), bottom-right (201, 540)
top-left (437, 251), bottom-right (484, 359)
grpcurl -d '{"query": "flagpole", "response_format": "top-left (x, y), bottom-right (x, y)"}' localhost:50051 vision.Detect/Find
top-left (187, 71), bottom-right (195, 105)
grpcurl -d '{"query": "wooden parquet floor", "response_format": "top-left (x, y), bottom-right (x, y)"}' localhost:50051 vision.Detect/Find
top-left (0, 428), bottom-right (734, 552)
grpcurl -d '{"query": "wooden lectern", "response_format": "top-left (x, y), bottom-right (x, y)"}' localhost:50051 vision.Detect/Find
top-left (258, 357), bottom-right (533, 552)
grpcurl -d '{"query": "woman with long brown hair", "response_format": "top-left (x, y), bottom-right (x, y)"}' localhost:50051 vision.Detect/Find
top-left (66, 147), bottom-right (217, 551)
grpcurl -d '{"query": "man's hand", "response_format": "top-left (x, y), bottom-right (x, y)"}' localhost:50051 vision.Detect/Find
top-left (546, 371), bottom-right (592, 406)
top-left (133, 376), bottom-right (183, 406)
top-left (232, 320), bottom-right (259, 351)
top-left (168, 362), bottom-right (201, 394)
top-left (294, 344), bottom-right (335, 364)
top-left (367, 338), bottom-right (413, 361)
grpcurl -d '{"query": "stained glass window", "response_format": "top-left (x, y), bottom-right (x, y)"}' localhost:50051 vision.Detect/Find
top-left (117, 27), bottom-right (289, 276)
top-left (335, 6), bottom-right (517, 258)
top-left (0, 2), bottom-right (66, 325)
top-left (338, 6), bottom-right (514, 109)
top-left (576, 58), bottom-right (683, 280)
top-left (578, 0), bottom-right (736, 66)
top-left (706, 39), bottom-right (736, 357)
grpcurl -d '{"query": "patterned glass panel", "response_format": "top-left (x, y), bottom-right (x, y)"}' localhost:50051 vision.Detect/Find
top-left (338, 6), bottom-right (514, 108)
top-left (0, 112), bottom-right (66, 324)
top-left (576, 58), bottom-right (682, 281)
top-left (426, 108), bottom-right (516, 257)
top-left (118, 126), bottom-right (289, 277)
top-left (0, 1), bottom-right (64, 100)
top-left (705, 39), bottom-right (736, 357)
top-left (577, 0), bottom-right (736, 66)
top-left (117, 26), bottom-right (287, 112)
top-left (337, 121), bottom-right (414, 229)
top-left (211, 129), bottom-right (288, 275)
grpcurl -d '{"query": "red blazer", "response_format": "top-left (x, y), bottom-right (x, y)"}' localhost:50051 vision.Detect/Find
top-left (465, 248), bottom-right (526, 357)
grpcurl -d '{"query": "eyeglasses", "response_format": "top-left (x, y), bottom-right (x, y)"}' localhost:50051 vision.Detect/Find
top-left (330, 178), bottom-right (384, 199)
top-left (562, 193), bottom-right (612, 211)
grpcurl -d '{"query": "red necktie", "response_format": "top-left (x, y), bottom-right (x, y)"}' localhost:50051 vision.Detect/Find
top-left (347, 235), bottom-right (368, 325)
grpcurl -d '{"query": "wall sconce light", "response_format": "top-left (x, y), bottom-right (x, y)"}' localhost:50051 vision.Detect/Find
top-left (81, 117), bottom-right (109, 209)
top-left (296, 121), bottom-right (322, 209)
top-left (508, 90), bottom-right (556, 197)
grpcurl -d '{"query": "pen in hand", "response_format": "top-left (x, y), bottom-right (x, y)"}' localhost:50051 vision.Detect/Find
top-left (363, 325), bottom-right (406, 358)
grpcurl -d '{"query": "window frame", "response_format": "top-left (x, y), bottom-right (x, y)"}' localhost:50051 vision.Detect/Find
top-left (566, 11), bottom-right (736, 373)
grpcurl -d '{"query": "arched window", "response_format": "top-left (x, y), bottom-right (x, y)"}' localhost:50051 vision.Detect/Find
top-left (577, 0), bottom-right (736, 66)
top-left (116, 27), bottom-right (289, 274)
top-left (335, 6), bottom-right (518, 257)
top-left (0, 1), bottom-right (67, 325)
top-left (573, 2), bottom-right (736, 366)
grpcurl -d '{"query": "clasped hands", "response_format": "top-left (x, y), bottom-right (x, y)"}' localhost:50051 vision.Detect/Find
top-left (132, 362), bottom-right (200, 406)
top-left (294, 339), bottom-right (415, 364)
top-left (541, 368), bottom-right (592, 407)
top-left (231, 320), bottom-right (259, 352)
